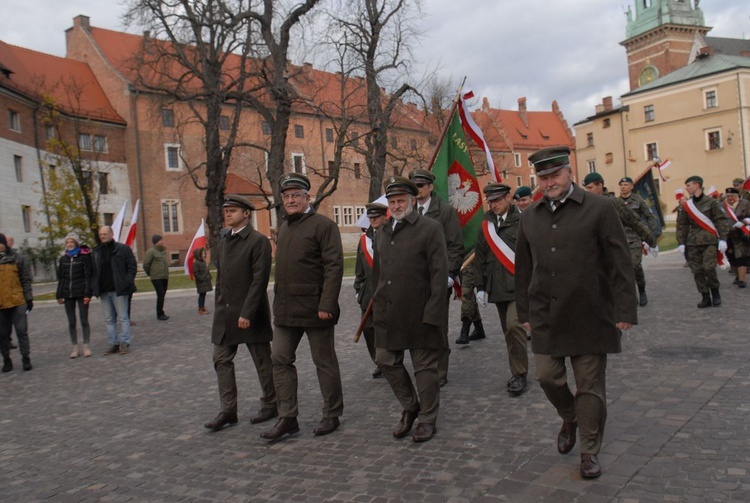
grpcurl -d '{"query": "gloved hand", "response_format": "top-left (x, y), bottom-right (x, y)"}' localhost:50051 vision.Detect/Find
top-left (26, 300), bottom-right (33, 313)
top-left (649, 245), bottom-right (659, 258)
top-left (476, 290), bottom-right (487, 308)
top-left (734, 221), bottom-right (745, 229)
top-left (744, 218), bottom-right (750, 225)
top-left (718, 240), bottom-right (728, 253)
top-left (447, 276), bottom-right (454, 289)
top-left (678, 244), bottom-right (686, 256)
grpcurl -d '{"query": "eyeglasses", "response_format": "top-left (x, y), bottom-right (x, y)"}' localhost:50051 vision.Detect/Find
top-left (282, 192), bottom-right (306, 201)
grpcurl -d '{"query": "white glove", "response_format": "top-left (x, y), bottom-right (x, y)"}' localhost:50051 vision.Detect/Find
top-left (678, 244), bottom-right (686, 256)
top-left (744, 218), bottom-right (750, 225)
top-left (476, 290), bottom-right (487, 308)
top-left (734, 221), bottom-right (745, 229)
top-left (649, 245), bottom-right (659, 258)
top-left (447, 276), bottom-right (454, 289)
top-left (718, 240), bottom-right (728, 253)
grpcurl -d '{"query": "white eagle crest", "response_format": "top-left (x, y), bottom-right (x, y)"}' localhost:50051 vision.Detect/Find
top-left (448, 173), bottom-right (479, 214)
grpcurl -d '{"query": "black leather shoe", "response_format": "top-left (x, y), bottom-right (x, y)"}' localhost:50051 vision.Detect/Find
top-left (250, 408), bottom-right (278, 425)
top-left (313, 417), bottom-right (340, 436)
top-left (393, 408), bottom-right (419, 439)
top-left (22, 356), bottom-right (32, 371)
top-left (469, 320), bottom-right (486, 340)
top-left (204, 412), bottom-right (238, 431)
top-left (2, 357), bottom-right (12, 373)
top-left (455, 319), bottom-right (471, 345)
top-left (103, 345), bottom-right (120, 355)
top-left (260, 417), bottom-right (300, 440)
top-left (412, 422), bottom-right (436, 443)
top-left (580, 453), bottom-right (602, 478)
top-left (638, 289), bottom-right (648, 306)
top-left (157, 314), bottom-right (170, 321)
top-left (711, 288), bottom-right (721, 306)
top-left (697, 293), bottom-right (712, 308)
top-left (372, 368), bottom-right (383, 379)
top-left (557, 421), bottom-right (577, 454)
top-left (507, 375), bottom-right (527, 397)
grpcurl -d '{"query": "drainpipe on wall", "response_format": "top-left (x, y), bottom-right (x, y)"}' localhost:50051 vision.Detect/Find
top-left (738, 73), bottom-right (748, 179)
top-left (129, 85), bottom-right (147, 256)
top-left (620, 109), bottom-right (629, 178)
top-left (32, 107), bottom-right (52, 238)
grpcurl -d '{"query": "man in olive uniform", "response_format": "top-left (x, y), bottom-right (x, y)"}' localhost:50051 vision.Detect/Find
top-left (409, 169), bottom-right (464, 387)
top-left (617, 177), bottom-right (659, 306)
top-left (473, 183), bottom-right (529, 396)
top-left (677, 175), bottom-right (732, 308)
top-left (454, 257), bottom-right (484, 345)
top-left (516, 146), bottom-right (637, 479)
top-left (204, 195), bottom-right (277, 432)
top-left (372, 176), bottom-right (449, 443)
top-left (583, 173), bottom-right (658, 252)
top-left (261, 173), bottom-right (345, 441)
top-left (354, 202), bottom-right (388, 378)
top-left (513, 186), bottom-right (534, 212)
top-left (734, 178), bottom-right (750, 202)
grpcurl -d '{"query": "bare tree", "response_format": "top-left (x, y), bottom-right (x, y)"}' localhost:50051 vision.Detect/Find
top-left (124, 0), bottom-right (321, 246)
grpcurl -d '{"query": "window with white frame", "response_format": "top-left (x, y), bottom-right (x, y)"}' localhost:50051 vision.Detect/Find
top-left (706, 129), bottom-right (722, 151)
top-left (332, 206), bottom-right (341, 225)
top-left (292, 153), bottom-right (305, 174)
top-left (704, 89), bottom-right (717, 109)
top-left (514, 153), bottom-right (521, 167)
top-left (8, 110), bottom-right (21, 132)
top-left (644, 105), bottom-right (655, 122)
top-left (161, 199), bottom-right (182, 233)
top-left (165, 144), bottom-right (182, 170)
top-left (14, 155), bottom-right (22, 182)
top-left (645, 142), bottom-right (658, 160)
top-left (516, 176), bottom-right (522, 187)
top-left (587, 160), bottom-right (596, 173)
top-left (21, 205), bottom-right (32, 233)
top-left (79, 134), bottom-right (108, 153)
top-left (529, 175), bottom-right (537, 190)
top-left (586, 132), bottom-right (594, 147)
top-left (45, 125), bottom-right (55, 139)
top-left (342, 206), bottom-right (354, 226)
top-left (355, 206), bottom-right (366, 222)
top-left (503, 170), bottom-right (509, 180)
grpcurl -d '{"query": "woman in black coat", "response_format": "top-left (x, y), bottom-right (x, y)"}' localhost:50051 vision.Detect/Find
top-left (56, 232), bottom-right (93, 358)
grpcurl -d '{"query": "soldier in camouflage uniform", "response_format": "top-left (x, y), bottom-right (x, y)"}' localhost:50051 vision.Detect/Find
top-left (733, 178), bottom-right (750, 203)
top-left (618, 177), bottom-right (659, 306)
top-left (677, 176), bottom-right (732, 308)
top-left (455, 258), bottom-right (485, 345)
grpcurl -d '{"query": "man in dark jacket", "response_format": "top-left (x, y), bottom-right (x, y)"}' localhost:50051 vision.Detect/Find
top-left (261, 173), bottom-right (344, 441)
top-left (142, 234), bottom-right (170, 321)
top-left (473, 183), bottom-right (529, 397)
top-left (92, 225), bottom-right (137, 355)
top-left (353, 202), bottom-right (388, 378)
top-left (409, 169), bottom-right (464, 387)
top-left (515, 146), bottom-right (637, 479)
top-left (0, 232), bottom-right (33, 372)
top-left (372, 176), bottom-right (449, 443)
top-left (204, 195), bottom-right (277, 432)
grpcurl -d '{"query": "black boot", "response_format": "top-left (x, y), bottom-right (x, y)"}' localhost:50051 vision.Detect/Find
top-left (455, 319), bottom-right (471, 345)
top-left (469, 320), bottom-right (486, 340)
top-left (2, 356), bottom-right (12, 373)
top-left (697, 292), bottom-right (712, 308)
top-left (711, 288), bottom-right (721, 306)
top-left (638, 286), bottom-right (648, 307)
top-left (22, 356), bottom-right (32, 371)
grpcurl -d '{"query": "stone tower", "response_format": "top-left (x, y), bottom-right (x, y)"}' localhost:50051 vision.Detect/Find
top-left (621, 0), bottom-right (710, 90)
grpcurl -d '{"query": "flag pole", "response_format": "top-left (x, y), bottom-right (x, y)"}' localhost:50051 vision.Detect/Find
top-left (427, 76), bottom-right (467, 171)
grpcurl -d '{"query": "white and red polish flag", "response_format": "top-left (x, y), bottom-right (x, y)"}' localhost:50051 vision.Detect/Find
top-left (707, 185), bottom-right (720, 198)
top-left (111, 200), bottom-right (129, 242)
top-left (184, 219), bottom-right (207, 280)
top-left (458, 89), bottom-right (501, 182)
top-left (675, 189), bottom-right (685, 201)
top-left (124, 199), bottom-right (140, 247)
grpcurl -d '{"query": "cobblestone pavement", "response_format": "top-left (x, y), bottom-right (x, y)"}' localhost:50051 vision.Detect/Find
top-left (1, 251), bottom-right (749, 502)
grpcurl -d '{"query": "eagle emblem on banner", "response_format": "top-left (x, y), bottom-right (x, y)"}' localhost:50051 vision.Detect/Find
top-left (447, 161), bottom-right (481, 225)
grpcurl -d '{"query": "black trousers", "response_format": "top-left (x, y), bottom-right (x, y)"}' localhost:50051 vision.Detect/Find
top-left (151, 279), bottom-right (169, 316)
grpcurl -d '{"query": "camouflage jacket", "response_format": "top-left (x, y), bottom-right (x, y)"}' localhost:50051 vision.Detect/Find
top-left (677, 193), bottom-right (732, 246)
top-left (607, 194), bottom-right (656, 247)
top-left (619, 193), bottom-right (659, 243)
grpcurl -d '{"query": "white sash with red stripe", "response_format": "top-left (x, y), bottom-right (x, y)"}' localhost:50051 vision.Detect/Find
top-left (360, 233), bottom-right (374, 268)
top-left (482, 220), bottom-right (515, 275)
top-left (684, 198), bottom-right (727, 265)
top-left (723, 201), bottom-right (750, 236)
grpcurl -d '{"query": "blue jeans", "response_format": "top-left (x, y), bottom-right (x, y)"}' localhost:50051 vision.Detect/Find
top-left (99, 291), bottom-right (131, 345)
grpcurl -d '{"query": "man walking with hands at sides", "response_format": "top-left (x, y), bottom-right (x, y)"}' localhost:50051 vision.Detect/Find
top-left (261, 173), bottom-right (345, 441)
top-left (473, 183), bottom-right (529, 397)
top-left (142, 235), bottom-right (170, 320)
top-left (204, 194), bottom-right (277, 432)
top-left (0, 233), bottom-right (33, 372)
top-left (515, 146), bottom-right (637, 479)
top-left (372, 176), bottom-right (448, 443)
top-left (677, 175), bottom-right (732, 308)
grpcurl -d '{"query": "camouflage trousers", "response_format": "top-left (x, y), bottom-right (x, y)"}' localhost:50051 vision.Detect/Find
top-left (629, 241), bottom-right (645, 289)
top-left (687, 244), bottom-right (720, 293)
top-left (459, 266), bottom-right (481, 322)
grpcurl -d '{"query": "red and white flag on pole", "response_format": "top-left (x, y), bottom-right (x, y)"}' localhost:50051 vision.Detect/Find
top-left (111, 200), bottom-right (128, 242)
top-left (184, 219), bottom-right (207, 279)
top-left (707, 185), bottom-right (720, 198)
top-left (124, 199), bottom-right (140, 247)
top-left (457, 89), bottom-right (501, 182)
top-left (675, 189), bottom-right (685, 201)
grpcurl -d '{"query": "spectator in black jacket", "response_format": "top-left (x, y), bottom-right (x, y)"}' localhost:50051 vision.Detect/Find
top-left (56, 232), bottom-right (93, 358)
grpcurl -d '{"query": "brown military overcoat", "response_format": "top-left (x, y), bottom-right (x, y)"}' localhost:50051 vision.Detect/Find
top-left (515, 185), bottom-right (637, 358)
top-left (211, 224), bottom-right (273, 345)
top-left (372, 210), bottom-right (449, 350)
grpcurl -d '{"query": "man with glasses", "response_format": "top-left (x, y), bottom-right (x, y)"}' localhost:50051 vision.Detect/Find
top-left (408, 169), bottom-right (464, 387)
top-left (261, 173), bottom-right (345, 441)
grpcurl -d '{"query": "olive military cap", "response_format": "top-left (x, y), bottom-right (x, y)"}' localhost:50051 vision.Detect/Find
top-left (408, 169), bottom-right (435, 184)
top-left (383, 175), bottom-right (418, 197)
top-left (583, 172), bottom-right (604, 186)
top-left (223, 194), bottom-right (255, 211)
top-left (528, 146), bottom-right (571, 176)
top-left (365, 203), bottom-right (388, 217)
top-left (483, 183), bottom-right (511, 202)
top-left (279, 172), bottom-right (311, 192)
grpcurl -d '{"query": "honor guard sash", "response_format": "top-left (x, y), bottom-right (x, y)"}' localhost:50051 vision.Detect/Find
top-left (684, 198), bottom-right (727, 266)
top-left (723, 201), bottom-right (750, 236)
top-left (482, 220), bottom-right (515, 275)
top-left (360, 233), bottom-right (374, 268)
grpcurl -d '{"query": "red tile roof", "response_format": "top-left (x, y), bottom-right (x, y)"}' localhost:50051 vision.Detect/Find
top-left (0, 40), bottom-right (124, 124)
top-left (225, 173), bottom-right (265, 196)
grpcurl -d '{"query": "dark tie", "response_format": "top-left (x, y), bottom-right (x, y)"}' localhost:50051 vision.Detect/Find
top-left (418, 206), bottom-right (424, 215)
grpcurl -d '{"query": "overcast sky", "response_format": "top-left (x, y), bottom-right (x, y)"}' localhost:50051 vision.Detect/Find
top-left (1, 0), bottom-right (748, 125)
